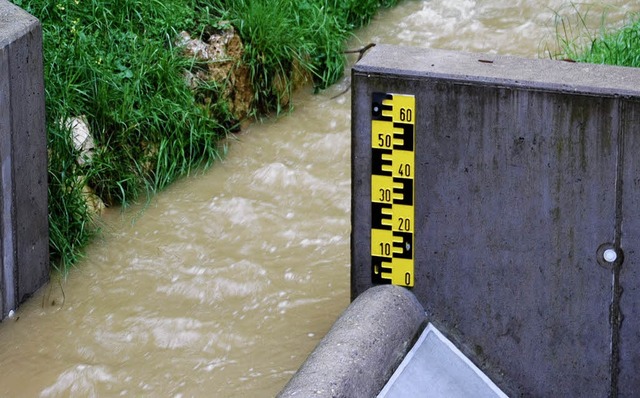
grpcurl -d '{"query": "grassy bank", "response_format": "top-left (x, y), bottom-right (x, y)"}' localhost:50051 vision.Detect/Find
top-left (554, 7), bottom-right (640, 67)
top-left (12, 0), bottom-right (399, 271)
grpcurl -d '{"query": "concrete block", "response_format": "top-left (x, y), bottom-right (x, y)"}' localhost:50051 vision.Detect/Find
top-left (351, 45), bottom-right (640, 396)
top-left (277, 285), bottom-right (426, 398)
top-left (619, 102), bottom-right (640, 396)
top-left (0, 0), bottom-right (49, 318)
top-left (378, 323), bottom-right (507, 398)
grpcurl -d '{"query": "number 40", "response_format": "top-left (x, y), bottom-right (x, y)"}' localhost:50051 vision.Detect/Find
top-left (398, 163), bottom-right (411, 177)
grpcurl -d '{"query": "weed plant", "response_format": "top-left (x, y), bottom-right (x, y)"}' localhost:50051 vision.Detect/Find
top-left (13, 0), bottom-right (400, 270)
top-left (553, 4), bottom-right (640, 67)
top-left (14, 0), bottom-right (234, 268)
top-left (215, 0), bottom-right (400, 110)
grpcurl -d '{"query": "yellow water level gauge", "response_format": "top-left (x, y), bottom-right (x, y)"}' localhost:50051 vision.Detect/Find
top-left (370, 92), bottom-right (415, 287)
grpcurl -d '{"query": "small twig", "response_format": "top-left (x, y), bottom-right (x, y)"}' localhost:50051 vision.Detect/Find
top-left (331, 43), bottom-right (376, 100)
top-left (58, 276), bottom-right (66, 308)
top-left (343, 43), bottom-right (376, 61)
top-left (42, 280), bottom-right (52, 308)
top-left (42, 274), bottom-right (66, 309)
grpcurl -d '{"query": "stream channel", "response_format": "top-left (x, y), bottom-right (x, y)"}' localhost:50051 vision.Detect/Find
top-left (1, 0), bottom-right (639, 396)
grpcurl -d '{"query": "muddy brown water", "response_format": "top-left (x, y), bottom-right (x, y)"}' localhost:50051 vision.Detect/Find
top-left (1, 1), bottom-right (638, 396)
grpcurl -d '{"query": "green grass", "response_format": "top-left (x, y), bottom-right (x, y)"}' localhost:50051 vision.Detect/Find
top-left (215, 0), bottom-right (401, 110)
top-left (220, 0), bottom-right (319, 112)
top-left (553, 4), bottom-right (640, 67)
top-left (14, 0), bottom-right (232, 269)
top-left (12, 0), bottom-right (400, 271)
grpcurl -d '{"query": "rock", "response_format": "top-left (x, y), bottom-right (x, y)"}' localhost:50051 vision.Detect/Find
top-left (58, 116), bottom-right (105, 217)
top-left (140, 140), bottom-right (159, 176)
top-left (81, 182), bottom-right (105, 218)
top-left (63, 115), bottom-right (95, 166)
top-left (177, 26), bottom-right (254, 120)
top-left (273, 58), bottom-right (314, 109)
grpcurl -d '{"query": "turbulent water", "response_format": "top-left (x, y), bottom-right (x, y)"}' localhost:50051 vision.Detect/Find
top-left (1, 1), bottom-right (638, 396)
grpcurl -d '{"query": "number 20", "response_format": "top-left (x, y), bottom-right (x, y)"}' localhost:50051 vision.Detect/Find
top-left (398, 218), bottom-right (410, 231)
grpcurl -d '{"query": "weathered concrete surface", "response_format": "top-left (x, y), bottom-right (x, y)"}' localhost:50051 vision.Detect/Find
top-left (619, 103), bottom-right (640, 397)
top-left (352, 45), bottom-right (640, 396)
top-left (0, 0), bottom-right (49, 319)
top-left (277, 285), bottom-right (426, 398)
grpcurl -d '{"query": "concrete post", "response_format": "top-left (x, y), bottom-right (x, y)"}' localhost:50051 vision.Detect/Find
top-left (351, 45), bottom-right (640, 395)
top-left (0, 1), bottom-right (49, 319)
top-left (278, 285), bottom-right (426, 398)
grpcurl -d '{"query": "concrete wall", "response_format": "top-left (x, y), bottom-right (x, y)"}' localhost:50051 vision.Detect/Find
top-left (0, 1), bottom-right (49, 319)
top-left (351, 45), bottom-right (640, 396)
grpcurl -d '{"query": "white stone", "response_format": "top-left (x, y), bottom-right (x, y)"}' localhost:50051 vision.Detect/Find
top-left (64, 115), bottom-right (95, 166)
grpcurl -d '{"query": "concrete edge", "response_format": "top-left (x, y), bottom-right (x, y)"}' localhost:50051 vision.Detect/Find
top-left (0, 0), bottom-right (48, 319)
top-left (354, 45), bottom-right (640, 99)
top-left (277, 285), bottom-right (426, 398)
top-left (0, 1), bottom-right (40, 48)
